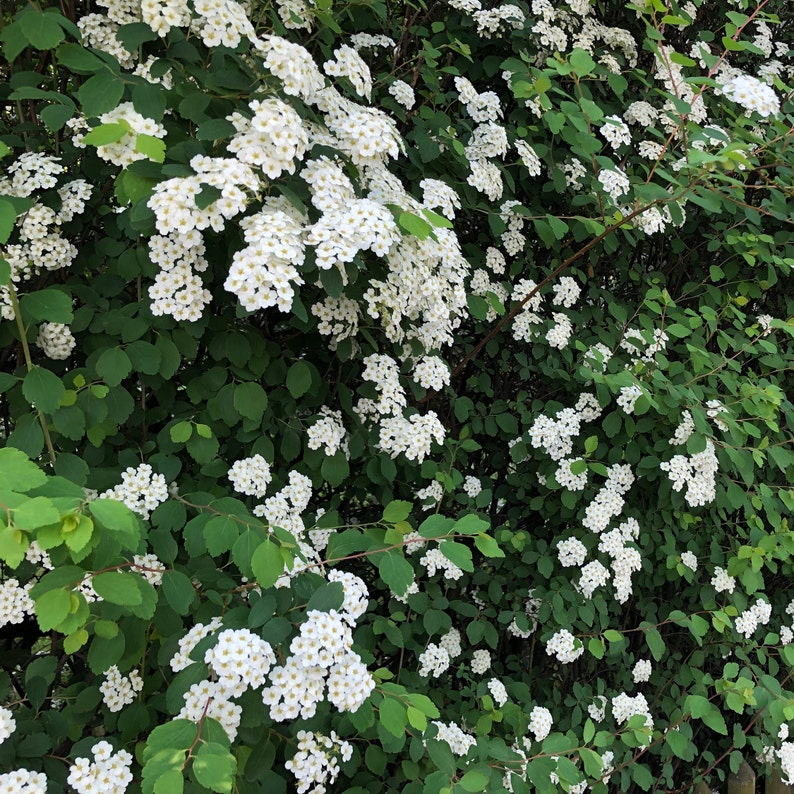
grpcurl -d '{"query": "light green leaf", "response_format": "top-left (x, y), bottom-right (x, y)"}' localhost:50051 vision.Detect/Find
top-left (90, 572), bottom-right (144, 606)
top-left (192, 742), bottom-right (236, 794)
top-left (251, 540), bottom-right (284, 589)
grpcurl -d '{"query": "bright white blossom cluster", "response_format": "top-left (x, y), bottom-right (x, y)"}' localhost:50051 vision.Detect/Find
top-left (389, 79), bottom-right (416, 109)
top-left (228, 454), bottom-right (272, 498)
top-left (471, 649), bottom-right (491, 675)
top-left (131, 553), bottom-right (166, 586)
top-left (632, 659), bottom-right (652, 683)
top-left (412, 356), bottom-right (451, 391)
top-left (681, 550), bottom-right (698, 572)
top-left (35, 322), bottom-right (76, 360)
top-left (99, 463), bottom-right (168, 520)
top-left (582, 464), bottom-right (635, 533)
top-left (67, 741), bottom-right (133, 794)
top-left (612, 692), bottom-right (653, 729)
top-left (429, 721), bottom-right (477, 756)
top-left (100, 666), bottom-right (144, 712)
top-left (734, 599), bottom-right (772, 639)
top-left (617, 384), bottom-right (643, 414)
top-left (463, 476), bottom-right (482, 498)
top-left (720, 73), bottom-right (781, 118)
top-left (660, 439), bottom-right (719, 506)
top-left (307, 407), bottom-right (348, 456)
top-left (0, 707), bottom-right (15, 745)
top-left (285, 730), bottom-right (353, 794)
top-left (711, 566), bottom-right (736, 594)
top-left (420, 546), bottom-right (464, 581)
top-left (0, 769), bottom-right (47, 793)
top-left (546, 628), bottom-right (584, 664)
top-left (0, 578), bottom-right (35, 628)
top-left (488, 679), bottom-right (509, 707)
top-left (528, 705), bottom-right (554, 742)
top-left (324, 45), bottom-right (372, 100)
top-left (419, 643), bottom-right (451, 677)
top-left (378, 411), bottom-right (446, 462)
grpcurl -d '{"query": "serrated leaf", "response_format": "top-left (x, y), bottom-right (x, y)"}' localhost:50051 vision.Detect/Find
top-left (0, 448), bottom-right (47, 492)
top-left (20, 288), bottom-right (73, 324)
top-left (474, 533), bottom-right (504, 558)
top-left (378, 697), bottom-right (407, 737)
top-left (12, 496), bottom-right (60, 530)
top-left (192, 742), bottom-right (236, 794)
top-left (383, 500), bottom-right (412, 523)
top-left (439, 540), bottom-right (473, 572)
top-left (34, 587), bottom-right (71, 631)
top-left (286, 360), bottom-right (312, 399)
top-left (251, 540), bottom-right (284, 588)
top-left (233, 382), bottom-right (267, 423)
top-left (161, 571), bottom-right (195, 615)
top-left (90, 572), bottom-right (143, 605)
top-left (20, 10), bottom-right (65, 50)
top-left (398, 212), bottom-right (433, 240)
top-left (453, 514), bottom-right (489, 535)
top-left (83, 122), bottom-right (130, 146)
top-left (458, 770), bottom-right (489, 792)
top-left (204, 515), bottom-right (239, 556)
top-left (77, 72), bottom-right (125, 117)
top-left (375, 549), bottom-right (414, 595)
top-left (135, 134), bottom-right (166, 162)
top-left (23, 367), bottom-right (65, 414)
top-left (96, 348), bottom-right (132, 386)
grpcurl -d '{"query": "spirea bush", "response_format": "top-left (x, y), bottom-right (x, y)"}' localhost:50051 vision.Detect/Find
top-left (0, 0), bottom-right (793, 791)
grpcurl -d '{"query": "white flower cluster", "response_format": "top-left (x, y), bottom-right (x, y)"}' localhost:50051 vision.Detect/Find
top-left (660, 439), bottom-right (719, 506)
top-left (440, 628), bottom-right (463, 659)
top-left (706, 399), bottom-right (729, 432)
top-left (131, 553), bottom-right (166, 586)
top-left (596, 518), bottom-right (642, 603)
top-left (379, 412), bottom-right (446, 462)
top-left (170, 616), bottom-right (224, 672)
top-left (72, 103), bottom-right (166, 167)
top-left (205, 628), bottom-right (276, 693)
top-left (734, 599), bottom-right (772, 639)
top-left (419, 643), bottom-right (451, 677)
top-left (600, 115), bottom-right (632, 149)
top-left (420, 178), bottom-right (461, 219)
top-left (711, 566), bottom-right (736, 594)
top-left (589, 696), bottom-right (607, 722)
top-left (778, 742), bottom-right (794, 786)
top-left (67, 741), bottom-right (133, 794)
top-left (0, 769), bottom-right (47, 792)
top-left (416, 481), bottom-right (443, 507)
top-left (0, 707), bottom-right (15, 745)
top-left (721, 73), bottom-right (781, 118)
top-left (528, 705), bottom-right (553, 742)
top-left (621, 327), bottom-right (669, 363)
top-left (254, 470), bottom-right (314, 547)
top-left (262, 608), bottom-right (375, 720)
top-left (471, 268), bottom-right (508, 322)
top-left (670, 410), bottom-right (695, 445)
top-left (555, 458), bottom-right (588, 491)
top-left (486, 246), bottom-right (506, 274)
top-left (358, 354), bottom-right (407, 419)
top-left (508, 591), bottom-right (540, 638)
top-left (389, 79), bottom-right (416, 109)
top-left (35, 322), bottom-right (76, 360)
top-left (324, 45), bottom-right (372, 101)
top-left (429, 721), bottom-right (477, 756)
top-left (412, 356), bottom-right (451, 391)
top-left (471, 649), bottom-right (491, 675)
top-left (680, 550), bottom-right (698, 572)
top-left (617, 384), bottom-right (642, 414)
top-left (582, 464), bottom-right (635, 534)
top-left (557, 537), bottom-right (587, 567)
top-left (598, 165), bottom-right (631, 201)
top-left (311, 294), bottom-right (360, 349)
top-left (99, 463), bottom-right (168, 520)
top-left (228, 454), bottom-right (272, 498)
top-left (552, 276), bottom-right (581, 308)
top-left (578, 560), bottom-right (610, 598)
top-left (455, 76), bottom-right (502, 122)
top-left (529, 408), bottom-right (581, 461)
top-left (420, 546), bottom-right (464, 581)
top-left (100, 665), bottom-right (144, 712)
top-left (0, 578), bottom-right (35, 628)
top-left (488, 678), bottom-right (509, 707)
top-left (286, 730), bottom-right (353, 794)
top-left (515, 140), bottom-right (542, 176)
top-left (463, 476), bottom-right (482, 498)
top-left (546, 628), bottom-right (584, 664)
top-left (0, 175), bottom-right (90, 320)
top-left (327, 570), bottom-right (369, 622)
top-left (307, 407), bottom-right (348, 456)
top-left (632, 659), bottom-right (652, 683)
top-left (25, 540), bottom-right (52, 570)
top-left (612, 692), bottom-right (653, 729)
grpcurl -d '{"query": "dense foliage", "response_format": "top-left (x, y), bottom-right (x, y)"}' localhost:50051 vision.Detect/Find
top-left (0, 0), bottom-right (793, 791)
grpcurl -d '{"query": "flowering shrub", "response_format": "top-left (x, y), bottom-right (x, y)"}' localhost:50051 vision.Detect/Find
top-left (0, 0), bottom-right (793, 792)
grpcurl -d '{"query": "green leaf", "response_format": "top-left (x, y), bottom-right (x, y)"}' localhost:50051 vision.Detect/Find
top-left (645, 626), bottom-right (665, 661)
top-left (0, 525), bottom-right (29, 568)
top-left (439, 540), bottom-right (474, 572)
top-left (135, 134), bottom-right (166, 162)
top-left (77, 72), bottom-right (125, 117)
top-left (286, 361), bottom-right (312, 399)
top-left (20, 10), bottom-right (65, 50)
top-left (12, 496), bottom-right (60, 530)
top-left (454, 514), bottom-right (489, 535)
top-left (161, 571), bottom-right (195, 615)
top-left (145, 720), bottom-right (198, 758)
top-left (23, 367), bottom-right (65, 414)
top-left (0, 448), bottom-right (46, 492)
top-left (233, 382), bottom-right (267, 424)
top-left (251, 540), bottom-right (284, 589)
top-left (34, 587), bottom-right (72, 631)
top-left (383, 500), bottom-right (412, 523)
top-left (192, 742), bottom-right (236, 794)
top-left (0, 200), bottom-right (15, 244)
top-left (378, 697), bottom-right (407, 737)
top-left (89, 499), bottom-right (141, 547)
top-left (82, 122), bottom-right (130, 146)
top-left (306, 581), bottom-right (344, 613)
top-left (97, 348), bottom-right (133, 387)
top-left (204, 515), bottom-right (239, 556)
top-left (90, 572), bottom-right (144, 606)
top-left (56, 43), bottom-right (106, 73)
top-left (132, 82), bottom-right (167, 121)
top-left (474, 533), bottom-right (504, 558)
top-left (375, 550), bottom-right (414, 595)
top-left (398, 212), bottom-right (433, 240)
top-left (570, 48), bottom-right (596, 75)
top-left (196, 119), bottom-right (236, 141)
top-left (170, 421), bottom-right (193, 443)
top-left (458, 770), bottom-right (489, 792)
top-left (20, 288), bottom-right (73, 324)
top-left (579, 748), bottom-right (603, 779)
